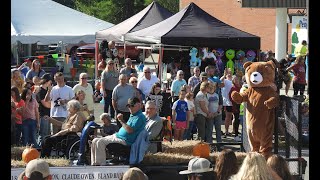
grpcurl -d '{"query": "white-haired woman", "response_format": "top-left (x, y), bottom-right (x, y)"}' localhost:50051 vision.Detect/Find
top-left (41, 99), bottom-right (86, 157)
top-left (229, 152), bottom-right (282, 180)
top-left (170, 70), bottom-right (187, 102)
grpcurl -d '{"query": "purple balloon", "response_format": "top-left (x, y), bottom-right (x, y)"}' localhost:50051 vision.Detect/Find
top-left (246, 50), bottom-right (256, 61)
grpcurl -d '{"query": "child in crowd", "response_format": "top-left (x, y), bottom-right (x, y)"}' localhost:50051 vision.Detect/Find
top-left (183, 92), bottom-right (196, 140)
top-left (99, 113), bottom-right (119, 137)
top-left (31, 76), bottom-right (41, 100)
top-left (207, 82), bottom-right (222, 144)
top-left (172, 89), bottom-right (190, 141)
top-left (75, 90), bottom-right (90, 119)
top-left (94, 81), bottom-right (103, 103)
top-left (229, 75), bottom-right (241, 142)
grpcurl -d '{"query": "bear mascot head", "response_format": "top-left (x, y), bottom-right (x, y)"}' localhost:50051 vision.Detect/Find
top-left (231, 60), bottom-right (279, 159)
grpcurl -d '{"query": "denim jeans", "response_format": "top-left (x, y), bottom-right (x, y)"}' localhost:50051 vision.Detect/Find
top-left (104, 90), bottom-right (115, 118)
top-left (38, 116), bottom-right (51, 146)
top-left (22, 118), bottom-right (39, 148)
top-left (205, 118), bottom-right (214, 143)
top-left (15, 123), bottom-right (23, 146)
top-left (213, 113), bottom-right (222, 143)
top-left (183, 121), bottom-right (196, 140)
top-left (194, 114), bottom-right (207, 141)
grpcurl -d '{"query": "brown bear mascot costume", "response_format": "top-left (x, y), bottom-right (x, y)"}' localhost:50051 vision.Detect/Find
top-left (231, 60), bottom-right (279, 159)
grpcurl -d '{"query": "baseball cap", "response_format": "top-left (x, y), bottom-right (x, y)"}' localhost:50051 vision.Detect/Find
top-left (122, 167), bottom-right (148, 180)
top-left (179, 158), bottom-right (213, 175)
top-left (127, 97), bottom-right (141, 107)
top-left (24, 58), bottom-right (32, 62)
top-left (41, 73), bottom-right (52, 82)
top-left (25, 159), bottom-right (50, 178)
top-left (200, 72), bottom-right (208, 78)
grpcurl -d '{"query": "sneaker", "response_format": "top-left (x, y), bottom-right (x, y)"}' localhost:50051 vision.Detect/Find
top-left (234, 136), bottom-right (241, 142)
top-left (223, 133), bottom-right (227, 138)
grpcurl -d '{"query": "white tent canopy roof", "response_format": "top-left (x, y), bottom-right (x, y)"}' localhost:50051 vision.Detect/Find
top-left (11, 0), bottom-right (114, 44)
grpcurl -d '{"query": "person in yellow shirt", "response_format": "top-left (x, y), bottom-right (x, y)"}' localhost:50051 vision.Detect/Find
top-left (295, 40), bottom-right (308, 57)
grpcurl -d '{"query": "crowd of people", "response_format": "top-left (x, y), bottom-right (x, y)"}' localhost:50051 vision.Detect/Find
top-left (11, 46), bottom-right (308, 177)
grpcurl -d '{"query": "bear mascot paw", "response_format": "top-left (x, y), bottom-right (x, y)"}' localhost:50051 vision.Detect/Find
top-left (231, 60), bottom-right (279, 159)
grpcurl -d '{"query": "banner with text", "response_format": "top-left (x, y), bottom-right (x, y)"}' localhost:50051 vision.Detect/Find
top-left (291, 16), bottom-right (308, 55)
top-left (11, 165), bottom-right (130, 180)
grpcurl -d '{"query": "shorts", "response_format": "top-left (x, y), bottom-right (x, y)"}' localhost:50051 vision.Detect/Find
top-left (176, 121), bottom-right (187, 129)
top-left (224, 106), bottom-right (233, 112)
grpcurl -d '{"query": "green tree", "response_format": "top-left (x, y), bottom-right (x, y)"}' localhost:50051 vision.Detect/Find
top-left (145, 0), bottom-right (179, 13)
top-left (57, 0), bottom-right (179, 24)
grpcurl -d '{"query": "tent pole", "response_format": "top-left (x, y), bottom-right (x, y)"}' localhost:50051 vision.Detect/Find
top-left (15, 42), bottom-right (19, 66)
top-left (158, 45), bottom-right (163, 84)
top-left (95, 40), bottom-right (99, 80)
top-left (123, 36), bottom-right (127, 59)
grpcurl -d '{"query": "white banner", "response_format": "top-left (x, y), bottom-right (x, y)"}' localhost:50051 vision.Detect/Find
top-left (11, 165), bottom-right (130, 180)
top-left (291, 16), bottom-right (308, 54)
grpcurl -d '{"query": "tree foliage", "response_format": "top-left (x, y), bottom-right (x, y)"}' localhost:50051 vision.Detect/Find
top-left (56, 0), bottom-right (179, 24)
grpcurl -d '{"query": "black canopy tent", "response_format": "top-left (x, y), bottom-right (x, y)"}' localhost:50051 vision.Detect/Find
top-left (125, 2), bottom-right (260, 49)
top-left (125, 2), bottom-right (261, 82)
top-left (95, 1), bottom-right (174, 42)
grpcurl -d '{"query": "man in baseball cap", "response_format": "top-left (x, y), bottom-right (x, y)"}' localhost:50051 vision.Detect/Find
top-left (18, 159), bottom-right (52, 180)
top-left (179, 157), bottom-right (215, 179)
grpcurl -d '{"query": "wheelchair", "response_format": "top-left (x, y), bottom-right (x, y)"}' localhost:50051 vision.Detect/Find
top-left (43, 115), bottom-right (96, 162)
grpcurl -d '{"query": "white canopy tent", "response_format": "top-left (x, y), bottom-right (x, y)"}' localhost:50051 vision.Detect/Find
top-left (11, 0), bottom-right (114, 45)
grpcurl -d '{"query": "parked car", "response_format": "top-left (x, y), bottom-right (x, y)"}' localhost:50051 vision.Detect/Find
top-left (49, 41), bottom-right (89, 55)
top-left (76, 43), bottom-right (151, 63)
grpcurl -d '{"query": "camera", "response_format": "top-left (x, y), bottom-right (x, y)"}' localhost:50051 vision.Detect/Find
top-left (54, 97), bottom-right (61, 107)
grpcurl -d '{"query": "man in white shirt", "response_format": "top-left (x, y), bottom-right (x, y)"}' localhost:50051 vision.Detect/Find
top-left (45, 72), bottom-right (75, 134)
top-left (137, 67), bottom-right (159, 96)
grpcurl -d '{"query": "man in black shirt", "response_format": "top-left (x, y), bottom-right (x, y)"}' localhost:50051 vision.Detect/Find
top-left (37, 73), bottom-right (52, 146)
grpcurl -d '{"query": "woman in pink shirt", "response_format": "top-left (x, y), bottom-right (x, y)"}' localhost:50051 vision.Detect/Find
top-left (11, 86), bottom-right (25, 146)
top-left (21, 88), bottom-right (40, 147)
top-left (286, 55), bottom-right (306, 96)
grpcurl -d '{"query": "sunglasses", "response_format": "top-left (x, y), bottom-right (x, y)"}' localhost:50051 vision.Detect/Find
top-left (131, 81), bottom-right (138, 83)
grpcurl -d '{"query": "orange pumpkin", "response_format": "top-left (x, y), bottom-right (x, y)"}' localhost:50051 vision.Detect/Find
top-left (192, 142), bottom-right (210, 158)
top-left (22, 145), bottom-right (40, 163)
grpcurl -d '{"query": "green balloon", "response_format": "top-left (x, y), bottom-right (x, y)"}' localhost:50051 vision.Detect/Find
top-left (52, 54), bottom-right (58, 58)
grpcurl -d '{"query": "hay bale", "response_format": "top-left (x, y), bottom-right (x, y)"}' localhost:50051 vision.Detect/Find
top-left (162, 140), bottom-right (201, 155)
top-left (142, 152), bottom-right (194, 165)
top-left (141, 151), bottom-right (247, 166)
top-left (11, 158), bottom-right (70, 168)
top-left (11, 146), bottom-right (26, 160)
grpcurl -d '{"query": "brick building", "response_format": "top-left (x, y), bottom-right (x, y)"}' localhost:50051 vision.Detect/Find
top-left (180, 0), bottom-right (305, 53)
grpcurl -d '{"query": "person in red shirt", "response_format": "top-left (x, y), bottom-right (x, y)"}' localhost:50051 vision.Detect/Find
top-left (11, 86), bottom-right (25, 146)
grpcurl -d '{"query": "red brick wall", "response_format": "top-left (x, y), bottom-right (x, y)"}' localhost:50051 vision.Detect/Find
top-left (180, 0), bottom-right (295, 53)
